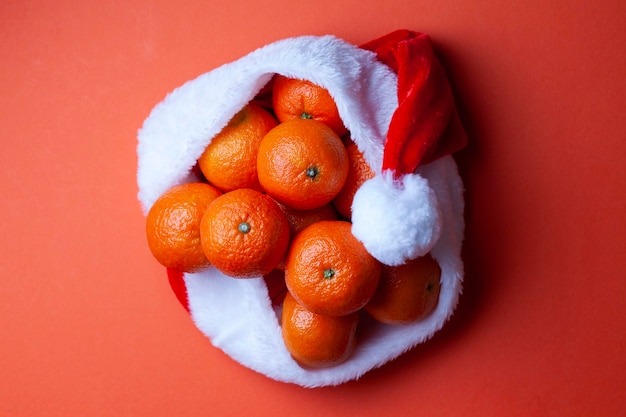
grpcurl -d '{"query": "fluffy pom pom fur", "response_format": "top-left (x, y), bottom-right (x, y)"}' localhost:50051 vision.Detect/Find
top-left (351, 171), bottom-right (442, 266)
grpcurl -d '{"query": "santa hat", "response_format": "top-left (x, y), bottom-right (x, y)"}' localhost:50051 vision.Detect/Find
top-left (137, 30), bottom-right (466, 387)
top-left (352, 30), bottom-right (466, 266)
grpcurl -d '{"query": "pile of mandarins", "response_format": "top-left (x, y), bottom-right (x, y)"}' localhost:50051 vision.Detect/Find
top-left (145, 75), bottom-right (442, 368)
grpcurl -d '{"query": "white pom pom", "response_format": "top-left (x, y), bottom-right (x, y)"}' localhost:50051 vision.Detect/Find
top-left (351, 170), bottom-right (442, 266)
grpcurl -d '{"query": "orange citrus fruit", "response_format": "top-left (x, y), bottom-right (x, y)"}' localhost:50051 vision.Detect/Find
top-left (145, 182), bottom-right (222, 273)
top-left (272, 75), bottom-right (348, 137)
top-left (257, 118), bottom-right (349, 210)
top-left (285, 220), bottom-right (382, 316)
top-left (281, 291), bottom-right (359, 368)
top-left (275, 201), bottom-right (338, 237)
top-left (197, 103), bottom-right (278, 192)
top-left (272, 202), bottom-right (339, 271)
top-left (365, 254), bottom-right (442, 324)
top-left (332, 142), bottom-right (375, 219)
top-left (200, 188), bottom-right (290, 278)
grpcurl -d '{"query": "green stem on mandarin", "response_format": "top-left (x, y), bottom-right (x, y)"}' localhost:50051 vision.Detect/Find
top-left (300, 112), bottom-right (313, 119)
top-left (323, 268), bottom-right (335, 279)
top-left (238, 221), bottom-right (251, 234)
top-left (306, 166), bottom-right (319, 180)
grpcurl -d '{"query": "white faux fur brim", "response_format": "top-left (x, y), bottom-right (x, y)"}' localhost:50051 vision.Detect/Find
top-left (137, 34), bottom-right (464, 387)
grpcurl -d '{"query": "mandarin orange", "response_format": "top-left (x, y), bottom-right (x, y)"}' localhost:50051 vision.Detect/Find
top-left (257, 118), bottom-right (349, 210)
top-left (332, 142), bottom-right (375, 219)
top-left (281, 292), bottom-right (359, 368)
top-left (200, 188), bottom-right (290, 278)
top-left (275, 201), bottom-right (338, 237)
top-left (365, 254), bottom-right (442, 324)
top-left (197, 103), bottom-right (277, 192)
top-left (285, 220), bottom-right (381, 317)
top-left (272, 202), bottom-right (339, 271)
top-left (145, 182), bottom-right (221, 273)
top-left (272, 75), bottom-right (348, 137)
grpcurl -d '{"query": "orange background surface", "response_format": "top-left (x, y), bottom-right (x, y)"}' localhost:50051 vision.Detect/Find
top-left (1, 0), bottom-right (625, 415)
